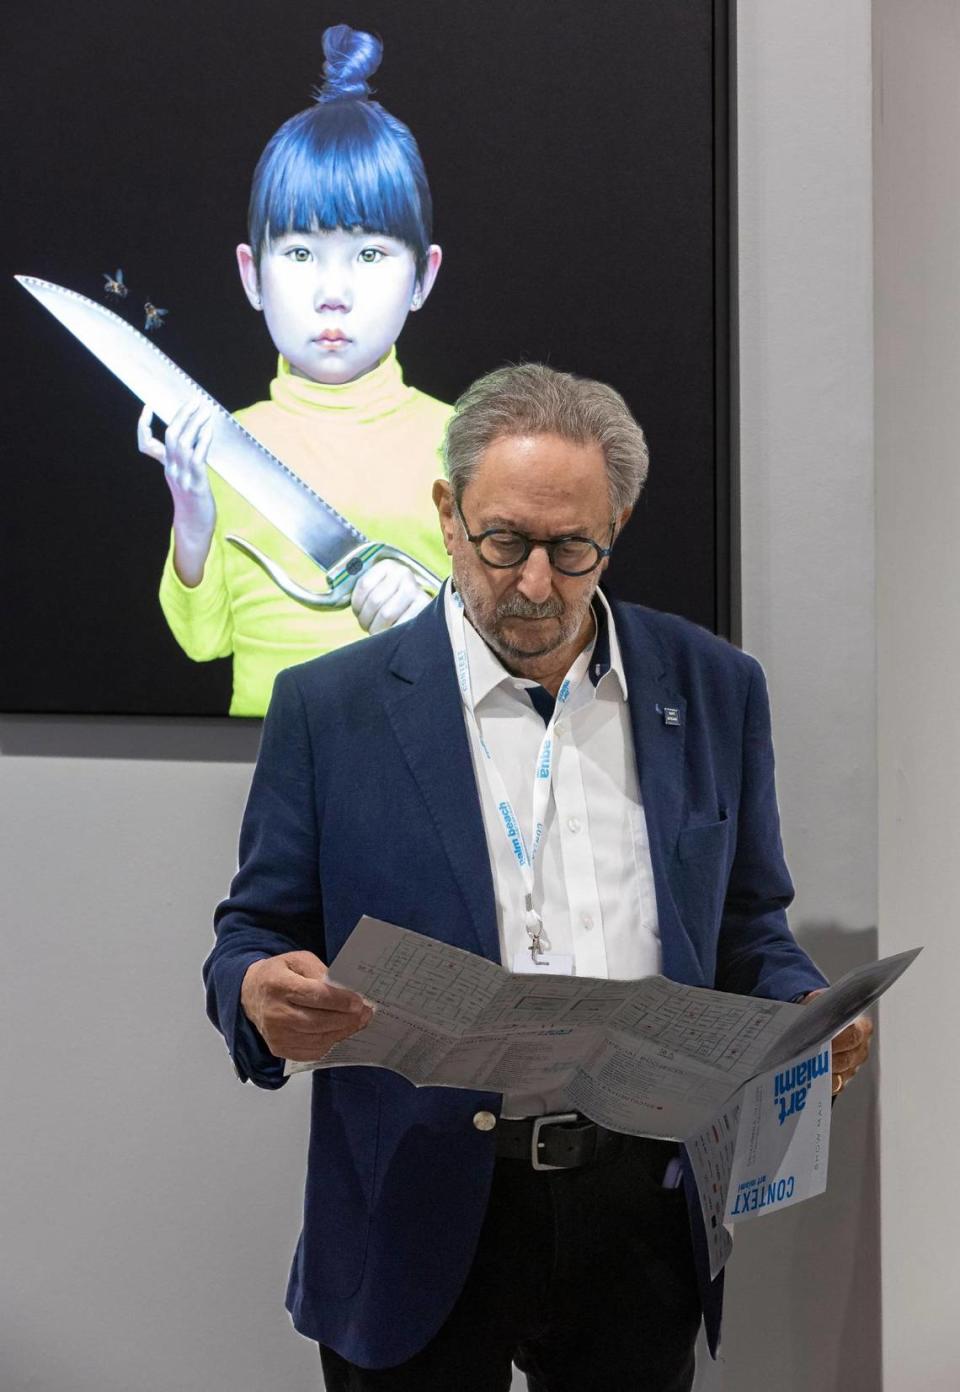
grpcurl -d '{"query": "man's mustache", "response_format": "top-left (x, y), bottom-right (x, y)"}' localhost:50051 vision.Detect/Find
top-left (495, 595), bottom-right (564, 620)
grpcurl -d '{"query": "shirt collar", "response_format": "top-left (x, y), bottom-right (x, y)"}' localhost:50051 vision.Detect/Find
top-left (443, 582), bottom-right (628, 705)
top-left (590, 588), bottom-right (629, 699)
top-left (444, 583), bottom-right (513, 705)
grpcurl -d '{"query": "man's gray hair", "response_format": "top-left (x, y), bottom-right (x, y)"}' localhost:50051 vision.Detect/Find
top-left (442, 363), bottom-right (649, 512)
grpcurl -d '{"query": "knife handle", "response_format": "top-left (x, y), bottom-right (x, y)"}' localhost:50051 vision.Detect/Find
top-left (225, 535), bottom-right (441, 611)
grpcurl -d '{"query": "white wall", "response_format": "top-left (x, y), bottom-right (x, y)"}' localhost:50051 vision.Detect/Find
top-left (714, 3), bottom-right (881, 1390)
top-left (1, 5), bottom-right (899, 1390)
top-left (874, 4), bottom-right (960, 1389)
top-left (0, 729), bottom-right (326, 1392)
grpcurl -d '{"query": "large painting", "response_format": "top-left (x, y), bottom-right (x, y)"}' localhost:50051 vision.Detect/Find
top-left (3, 0), bottom-right (732, 716)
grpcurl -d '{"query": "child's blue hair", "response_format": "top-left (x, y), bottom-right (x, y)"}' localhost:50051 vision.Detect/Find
top-left (248, 25), bottom-right (433, 282)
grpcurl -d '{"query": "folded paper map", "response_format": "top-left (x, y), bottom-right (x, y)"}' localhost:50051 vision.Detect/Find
top-left (285, 916), bottom-right (918, 1276)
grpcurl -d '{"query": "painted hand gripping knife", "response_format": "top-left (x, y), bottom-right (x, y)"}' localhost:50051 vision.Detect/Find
top-left (16, 277), bottom-right (442, 609)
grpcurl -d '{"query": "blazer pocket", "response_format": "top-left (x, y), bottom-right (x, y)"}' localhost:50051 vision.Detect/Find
top-left (678, 815), bottom-right (729, 862)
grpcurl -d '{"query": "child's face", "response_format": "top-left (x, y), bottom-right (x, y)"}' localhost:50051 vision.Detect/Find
top-left (236, 227), bottom-right (441, 385)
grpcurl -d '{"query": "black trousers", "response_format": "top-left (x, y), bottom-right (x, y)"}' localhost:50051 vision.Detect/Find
top-left (319, 1134), bottom-right (701, 1392)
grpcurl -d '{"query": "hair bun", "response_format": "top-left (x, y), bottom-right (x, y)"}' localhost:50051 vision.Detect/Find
top-left (316, 24), bottom-right (382, 102)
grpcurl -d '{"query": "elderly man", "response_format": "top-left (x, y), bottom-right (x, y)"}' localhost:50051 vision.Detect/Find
top-left (206, 364), bottom-right (872, 1392)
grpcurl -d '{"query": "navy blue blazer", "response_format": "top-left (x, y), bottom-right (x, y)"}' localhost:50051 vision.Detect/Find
top-left (204, 591), bottom-right (827, 1368)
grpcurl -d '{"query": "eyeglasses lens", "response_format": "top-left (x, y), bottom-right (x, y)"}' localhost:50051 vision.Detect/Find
top-left (478, 533), bottom-right (528, 567)
top-left (550, 541), bottom-right (598, 574)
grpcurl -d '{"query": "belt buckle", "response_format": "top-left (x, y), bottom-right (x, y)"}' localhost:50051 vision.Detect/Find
top-left (531, 1112), bottom-right (580, 1171)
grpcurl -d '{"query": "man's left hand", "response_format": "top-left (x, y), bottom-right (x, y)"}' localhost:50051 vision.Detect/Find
top-left (801, 990), bottom-right (875, 1095)
top-left (351, 559), bottom-right (431, 635)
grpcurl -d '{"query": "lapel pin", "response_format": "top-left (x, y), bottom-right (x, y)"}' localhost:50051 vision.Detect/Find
top-left (661, 705), bottom-right (681, 727)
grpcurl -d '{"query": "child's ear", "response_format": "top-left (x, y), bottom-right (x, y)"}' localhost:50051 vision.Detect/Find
top-left (411, 245), bottom-right (443, 311)
top-left (236, 244), bottom-right (262, 310)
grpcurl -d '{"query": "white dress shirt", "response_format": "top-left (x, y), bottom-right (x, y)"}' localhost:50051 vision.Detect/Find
top-left (444, 584), bottom-right (661, 1116)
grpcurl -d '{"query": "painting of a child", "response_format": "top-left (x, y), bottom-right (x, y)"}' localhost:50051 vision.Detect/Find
top-left (139, 24), bottom-right (450, 716)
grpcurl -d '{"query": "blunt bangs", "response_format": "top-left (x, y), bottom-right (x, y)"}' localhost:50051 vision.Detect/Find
top-left (248, 102), bottom-right (433, 278)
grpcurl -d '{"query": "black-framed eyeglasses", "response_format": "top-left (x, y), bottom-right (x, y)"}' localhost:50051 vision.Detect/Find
top-left (455, 501), bottom-right (616, 577)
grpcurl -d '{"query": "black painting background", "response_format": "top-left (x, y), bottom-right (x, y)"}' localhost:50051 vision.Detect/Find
top-left (2, 0), bottom-right (727, 716)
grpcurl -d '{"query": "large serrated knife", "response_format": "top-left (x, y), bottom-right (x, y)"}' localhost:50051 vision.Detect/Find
top-left (15, 276), bottom-right (441, 608)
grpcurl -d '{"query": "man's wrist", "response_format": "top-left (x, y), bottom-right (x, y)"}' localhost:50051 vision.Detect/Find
top-left (240, 958), bottom-right (266, 1027)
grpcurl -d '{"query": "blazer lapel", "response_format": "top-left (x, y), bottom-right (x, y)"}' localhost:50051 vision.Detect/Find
top-left (382, 597), bottom-right (501, 965)
top-left (611, 598), bottom-right (702, 984)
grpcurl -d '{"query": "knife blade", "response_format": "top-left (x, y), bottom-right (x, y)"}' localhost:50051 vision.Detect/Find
top-left (16, 275), bottom-right (369, 573)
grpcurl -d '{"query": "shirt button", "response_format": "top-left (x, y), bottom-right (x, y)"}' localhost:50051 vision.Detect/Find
top-left (567, 816), bottom-right (581, 833)
top-left (473, 1110), bottom-right (497, 1132)
top-left (582, 915), bottom-right (594, 931)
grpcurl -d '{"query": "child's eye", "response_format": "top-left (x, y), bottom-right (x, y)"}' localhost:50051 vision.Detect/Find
top-left (358, 247), bottom-right (385, 264)
top-left (285, 247), bottom-right (312, 263)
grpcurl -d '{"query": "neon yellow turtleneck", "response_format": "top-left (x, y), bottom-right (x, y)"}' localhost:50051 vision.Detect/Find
top-left (159, 349), bottom-right (452, 717)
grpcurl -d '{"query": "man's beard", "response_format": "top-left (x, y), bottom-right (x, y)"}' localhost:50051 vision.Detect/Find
top-left (453, 563), bottom-right (600, 666)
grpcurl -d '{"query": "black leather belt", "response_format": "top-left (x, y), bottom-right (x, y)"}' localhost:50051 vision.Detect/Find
top-left (494, 1111), bottom-right (673, 1173)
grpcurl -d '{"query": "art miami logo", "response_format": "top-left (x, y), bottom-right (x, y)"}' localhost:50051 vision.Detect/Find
top-left (773, 1047), bottom-right (830, 1126)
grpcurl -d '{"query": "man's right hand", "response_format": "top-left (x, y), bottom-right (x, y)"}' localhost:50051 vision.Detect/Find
top-left (240, 951), bottom-right (375, 1063)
